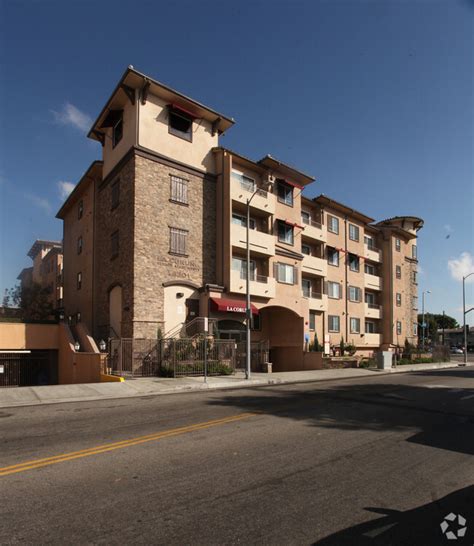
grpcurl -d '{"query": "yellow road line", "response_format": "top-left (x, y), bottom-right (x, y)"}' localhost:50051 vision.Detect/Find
top-left (0, 412), bottom-right (257, 477)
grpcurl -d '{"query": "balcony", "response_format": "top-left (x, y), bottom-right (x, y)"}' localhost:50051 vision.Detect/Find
top-left (365, 302), bottom-right (382, 319)
top-left (302, 290), bottom-right (328, 311)
top-left (230, 269), bottom-right (276, 299)
top-left (364, 273), bottom-right (382, 291)
top-left (301, 218), bottom-right (326, 242)
top-left (301, 255), bottom-right (327, 277)
top-left (231, 179), bottom-right (275, 214)
top-left (364, 243), bottom-right (382, 263)
top-left (231, 224), bottom-right (275, 257)
top-left (364, 332), bottom-right (382, 346)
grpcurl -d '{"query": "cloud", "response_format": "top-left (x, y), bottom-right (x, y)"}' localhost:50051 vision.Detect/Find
top-left (58, 181), bottom-right (75, 200)
top-left (24, 193), bottom-right (52, 215)
top-left (448, 252), bottom-right (474, 282)
top-left (51, 102), bottom-right (92, 132)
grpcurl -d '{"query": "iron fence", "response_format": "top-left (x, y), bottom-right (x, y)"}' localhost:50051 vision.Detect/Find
top-left (235, 340), bottom-right (269, 372)
top-left (0, 351), bottom-right (57, 388)
top-left (107, 338), bottom-right (159, 377)
top-left (159, 337), bottom-right (236, 377)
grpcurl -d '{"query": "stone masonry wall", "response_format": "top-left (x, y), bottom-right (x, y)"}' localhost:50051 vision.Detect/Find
top-left (133, 155), bottom-right (216, 338)
top-left (94, 155), bottom-right (135, 339)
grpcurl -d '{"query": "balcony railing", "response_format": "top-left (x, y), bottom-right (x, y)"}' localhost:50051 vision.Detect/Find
top-left (302, 217), bottom-right (322, 229)
top-left (236, 269), bottom-right (269, 284)
top-left (235, 178), bottom-right (268, 199)
top-left (303, 289), bottom-right (323, 299)
top-left (365, 242), bottom-right (380, 252)
top-left (366, 303), bottom-right (381, 309)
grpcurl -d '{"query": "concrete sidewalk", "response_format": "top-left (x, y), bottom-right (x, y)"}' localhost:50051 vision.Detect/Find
top-left (0, 362), bottom-right (467, 409)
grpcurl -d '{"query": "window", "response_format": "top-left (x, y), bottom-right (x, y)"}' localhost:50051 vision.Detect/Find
top-left (251, 314), bottom-right (261, 331)
top-left (395, 238), bottom-right (401, 251)
top-left (365, 321), bottom-right (376, 334)
top-left (350, 317), bottom-right (360, 333)
top-left (349, 286), bottom-right (361, 302)
top-left (232, 213), bottom-right (256, 230)
top-left (349, 224), bottom-right (359, 241)
top-left (277, 181), bottom-right (293, 206)
top-left (232, 170), bottom-right (255, 193)
top-left (364, 235), bottom-right (376, 250)
top-left (170, 175), bottom-right (188, 204)
top-left (309, 311), bottom-right (316, 331)
top-left (364, 263), bottom-right (375, 275)
top-left (327, 247), bottom-right (339, 266)
top-left (111, 230), bottom-right (119, 258)
top-left (327, 215), bottom-right (339, 234)
top-left (112, 115), bottom-right (123, 147)
top-left (277, 221), bottom-right (294, 245)
top-left (413, 271), bottom-right (418, 283)
top-left (301, 211), bottom-right (311, 225)
top-left (396, 265), bottom-right (401, 279)
top-left (396, 321), bottom-right (402, 335)
top-left (302, 244), bottom-right (311, 256)
top-left (76, 272), bottom-right (82, 290)
top-left (274, 263), bottom-right (296, 284)
top-left (365, 292), bottom-right (375, 305)
top-left (77, 236), bottom-right (83, 255)
top-left (169, 227), bottom-right (188, 256)
top-left (302, 278), bottom-right (312, 297)
top-left (412, 296), bottom-right (418, 310)
top-left (328, 315), bottom-right (340, 332)
top-left (232, 257), bottom-right (256, 280)
top-left (412, 245), bottom-right (417, 259)
top-left (111, 179), bottom-right (120, 209)
top-left (413, 323), bottom-right (418, 336)
top-left (169, 109), bottom-right (192, 141)
top-left (349, 254), bottom-right (359, 272)
top-left (328, 281), bottom-right (341, 299)
top-left (396, 293), bottom-right (402, 306)
top-left (78, 200), bottom-right (83, 220)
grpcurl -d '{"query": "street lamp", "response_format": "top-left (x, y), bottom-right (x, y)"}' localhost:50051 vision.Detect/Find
top-left (462, 272), bottom-right (474, 366)
top-left (421, 290), bottom-right (431, 350)
top-left (245, 179), bottom-right (273, 380)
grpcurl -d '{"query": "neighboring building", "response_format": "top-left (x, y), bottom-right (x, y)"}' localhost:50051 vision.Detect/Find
top-left (437, 327), bottom-right (474, 350)
top-left (17, 240), bottom-right (63, 312)
top-left (57, 66), bottom-right (423, 369)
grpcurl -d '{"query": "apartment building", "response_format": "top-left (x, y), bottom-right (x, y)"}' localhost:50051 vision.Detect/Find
top-left (17, 240), bottom-right (64, 311)
top-left (57, 66), bottom-right (422, 370)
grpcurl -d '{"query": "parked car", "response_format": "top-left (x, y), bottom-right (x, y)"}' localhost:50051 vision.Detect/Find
top-left (450, 347), bottom-right (463, 354)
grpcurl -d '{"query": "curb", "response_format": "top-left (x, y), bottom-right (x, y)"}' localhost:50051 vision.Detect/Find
top-left (0, 362), bottom-right (468, 409)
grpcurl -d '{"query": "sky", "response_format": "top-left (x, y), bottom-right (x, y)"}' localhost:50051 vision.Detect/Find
top-left (0, 0), bottom-right (473, 323)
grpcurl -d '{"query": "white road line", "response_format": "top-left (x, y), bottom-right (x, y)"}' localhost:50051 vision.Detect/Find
top-left (363, 522), bottom-right (398, 538)
top-left (460, 394), bottom-right (474, 400)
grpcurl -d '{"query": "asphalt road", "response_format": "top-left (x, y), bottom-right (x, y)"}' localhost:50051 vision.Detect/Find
top-left (1, 367), bottom-right (473, 545)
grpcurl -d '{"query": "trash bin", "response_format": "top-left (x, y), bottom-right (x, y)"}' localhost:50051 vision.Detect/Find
top-left (376, 351), bottom-right (392, 370)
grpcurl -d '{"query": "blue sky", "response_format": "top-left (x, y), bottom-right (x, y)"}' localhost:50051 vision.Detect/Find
top-left (0, 0), bottom-right (472, 322)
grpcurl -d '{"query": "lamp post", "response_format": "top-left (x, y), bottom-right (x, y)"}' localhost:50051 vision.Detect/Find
top-left (462, 272), bottom-right (474, 366)
top-left (421, 290), bottom-right (431, 350)
top-left (245, 180), bottom-right (273, 380)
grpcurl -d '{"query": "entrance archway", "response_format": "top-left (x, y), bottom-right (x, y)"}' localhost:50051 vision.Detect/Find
top-left (259, 306), bottom-right (305, 372)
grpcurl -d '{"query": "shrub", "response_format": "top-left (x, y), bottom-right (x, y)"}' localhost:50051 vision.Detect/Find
top-left (345, 341), bottom-right (357, 356)
top-left (340, 336), bottom-right (345, 356)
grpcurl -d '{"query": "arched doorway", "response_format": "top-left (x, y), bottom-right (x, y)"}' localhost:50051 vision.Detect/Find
top-left (258, 306), bottom-right (305, 372)
top-left (109, 285), bottom-right (122, 337)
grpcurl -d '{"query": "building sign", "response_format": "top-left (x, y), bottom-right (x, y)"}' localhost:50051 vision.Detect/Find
top-left (226, 305), bottom-right (246, 313)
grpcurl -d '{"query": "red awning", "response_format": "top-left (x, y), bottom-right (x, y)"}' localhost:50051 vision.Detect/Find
top-left (169, 103), bottom-right (200, 120)
top-left (281, 179), bottom-right (304, 190)
top-left (210, 297), bottom-right (259, 315)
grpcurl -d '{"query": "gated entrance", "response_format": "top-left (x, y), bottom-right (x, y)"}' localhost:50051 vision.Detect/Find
top-left (0, 350), bottom-right (58, 388)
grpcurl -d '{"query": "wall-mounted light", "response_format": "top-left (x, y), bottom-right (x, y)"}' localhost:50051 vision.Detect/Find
top-left (176, 292), bottom-right (184, 299)
top-left (99, 339), bottom-right (107, 352)
top-left (74, 341), bottom-right (80, 352)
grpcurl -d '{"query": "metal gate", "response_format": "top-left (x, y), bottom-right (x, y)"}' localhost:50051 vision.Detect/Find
top-left (0, 351), bottom-right (58, 388)
top-left (159, 338), bottom-right (236, 377)
top-left (107, 337), bottom-right (237, 378)
top-left (236, 340), bottom-right (269, 372)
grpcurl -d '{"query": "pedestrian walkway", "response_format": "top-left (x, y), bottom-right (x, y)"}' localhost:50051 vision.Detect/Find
top-left (0, 362), bottom-right (466, 409)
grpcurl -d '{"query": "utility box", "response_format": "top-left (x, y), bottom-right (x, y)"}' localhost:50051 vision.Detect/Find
top-left (376, 351), bottom-right (392, 370)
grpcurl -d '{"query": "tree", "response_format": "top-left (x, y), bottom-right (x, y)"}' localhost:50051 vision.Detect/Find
top-left (340, 336), bottom-right (345, 356)
top-left (418, 313), bottom-right (459, 345)
top-left (15, 283), bottom-right (54, 321)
